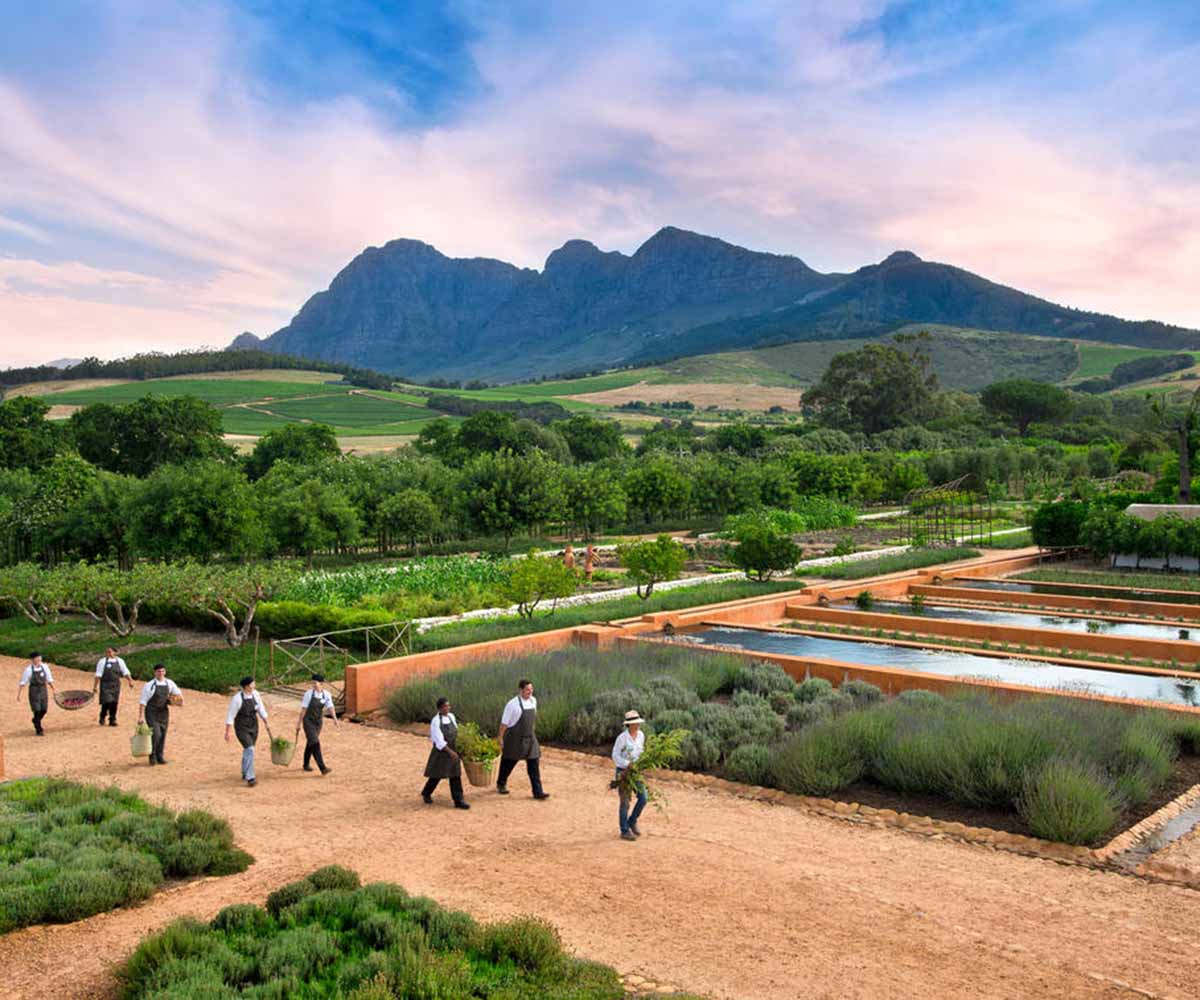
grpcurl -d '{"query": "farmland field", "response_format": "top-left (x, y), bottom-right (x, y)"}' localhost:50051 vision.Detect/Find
top-left (1070, 343), bottom-right (1197, 381)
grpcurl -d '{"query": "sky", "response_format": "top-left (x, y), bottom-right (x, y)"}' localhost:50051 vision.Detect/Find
top-left (1, 0), bottom-right (1198, 366)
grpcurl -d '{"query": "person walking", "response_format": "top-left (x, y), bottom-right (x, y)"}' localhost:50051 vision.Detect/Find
top-left (137, 664), bottom-right (182, 765)
top-left (613, 710), bottom-right (648, 841)
top-left (225, 676), bottom-right (272, 787)
top-left (421, 697), bottom-right (470, 809)
top-left (294, 673), bottom-right (337, 775)
top-left (92, 646), bottom-right (133, 726)
top-left (16, 652), bottom-right (55, 736)
top-left (496, 679), bottom-right (549, 799)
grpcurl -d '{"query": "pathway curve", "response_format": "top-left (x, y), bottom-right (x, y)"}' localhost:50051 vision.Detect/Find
top-left (1, 659), bottom-right (1198, 999)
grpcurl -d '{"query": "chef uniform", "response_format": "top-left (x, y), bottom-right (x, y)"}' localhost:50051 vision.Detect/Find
top-left (138, 669), bottom-right (182, 764)
top-left (496, 690), bottom-right (548, 798)
top-left (421, 704), bottom-right (469, 808)
top-left (95, 653), bottom-right (131, 726)
top-left (226, 680), bottom-right (269, 786)
top-left (18, 658), bottom-right (54, 735)
top-left (298, 678), bottom-right (336, 774)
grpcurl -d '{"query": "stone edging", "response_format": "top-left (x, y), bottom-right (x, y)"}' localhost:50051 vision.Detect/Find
top-left (1095, 783), bottom-right (1200, 861)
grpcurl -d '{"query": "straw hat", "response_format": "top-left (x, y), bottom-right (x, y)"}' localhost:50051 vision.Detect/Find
top-left (623, 710), bottom-right (645, 726)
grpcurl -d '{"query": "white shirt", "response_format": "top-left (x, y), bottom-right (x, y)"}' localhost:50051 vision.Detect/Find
top-left (612, 728), bottom-right (645, 769)
top-left (94, 657), bottom-right (131, 677)
top-left (430, 712), bottom-right (457, 751)
top-left (139, 678), bottom-right (182, 704)
top-left (300, 688), bottom-right (337, 720)
top-left (500, 695), bottom-right (537, 728)
top-left (225, 690), bottom-right (268, 725)
top-left (19, 664), bottom-right (54, 686)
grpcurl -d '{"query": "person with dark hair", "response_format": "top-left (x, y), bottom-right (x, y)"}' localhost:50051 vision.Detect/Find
top-left (294, 673), bottom-right (337, 775)
top-left (496, 679), bottom-right (549, 799)
top-left (422, 697), bottom-right (469, 809)
top-left (16, 651), bottom-right (55, 735)
top-left (92, 645), bottom-right (133, 726)
top-left (137, 664), bottom-right (182, 764)
top-left (224, 676), bottom-right (272, 787)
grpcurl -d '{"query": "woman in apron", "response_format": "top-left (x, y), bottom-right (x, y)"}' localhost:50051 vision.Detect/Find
top-left (225, 676), bottom-right (272, 787)
top-left (15, 652), bottom-right (55, 735)
top-left (294, 673), bottom-right (337, 775)
top-left (92, 646), bottom-right (132, 726)
top-left (496, 679), bottom-right (550, 799)
top-left (422, 697), bottom-right (469, 809)
top-left (137, 664), bottom-right (183, 764)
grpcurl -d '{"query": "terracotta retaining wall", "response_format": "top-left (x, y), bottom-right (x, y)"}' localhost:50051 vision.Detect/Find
top-left (912, 584), bottom-right (1200, 622)
top-left (959, 573), bottom-right (1200, 604)
top-left (784, 604), bottom-right (1200, 664)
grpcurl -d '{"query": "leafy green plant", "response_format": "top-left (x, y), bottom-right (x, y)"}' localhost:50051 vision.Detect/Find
top-left (500, 550), bottom-right (578, 618)
top-left (617, 728), bottom-right (689, 812)
top-left (616, 534), bottom-right (688, 599)
top-left (855, 590), bottom-right (875, 611)
top-left (455, 721), bottom-right (500, 764)
top-left (271, 736), bottom-right (293, 753)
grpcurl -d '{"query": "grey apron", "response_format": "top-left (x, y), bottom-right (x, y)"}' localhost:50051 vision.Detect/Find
top-left (99, 660), bottom-right (123, 704)
top-left (424, 716), bottom-right (461, 780)
top-left (302, 692), bottom-right (325, 743)
top-left (233, 692), bottom-right (259, 748)
top-left (502, 701), bottom-right (540, 761)
top-left (27, 666), bottom-right (48, 713)
top-left (145, 681), bottom-right (170, 725)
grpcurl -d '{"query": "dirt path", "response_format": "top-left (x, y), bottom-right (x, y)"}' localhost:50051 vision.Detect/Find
top-left (3, 658), bottom-right (1200, 999)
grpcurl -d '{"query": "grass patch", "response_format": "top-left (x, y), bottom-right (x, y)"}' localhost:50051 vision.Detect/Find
top-left (974, 529), bottom-right (1033, 549)
top-left (1071, 344), bottom-right (1186, 381)
top-left (0, 779), bottom-right (251, 933)
top-left (412, 579), bottom-right (800, 651)
top-left (47, 378), bottom-right (346, 407)
top-left (120, 867), bottom-right (701, 1000)
top-left (1015, 568), bottom-right (1200, 594)
top-left (796, 547), bottom-right (980, 580)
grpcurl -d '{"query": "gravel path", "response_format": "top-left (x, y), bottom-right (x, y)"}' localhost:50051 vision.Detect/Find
top-left (2, 658), bottom-right (1199, 999)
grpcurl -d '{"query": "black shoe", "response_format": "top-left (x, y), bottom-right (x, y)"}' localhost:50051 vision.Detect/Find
top-left (630, 825), bottom-right (642, 837)
top-left (422, 793), bottom-right (433, 804)
top-left (109, 720), bottom-right (118, 727)
top-left (148, 757), bottom-right (156, 766)
top-left (454, 801), bottom-right (471, 810)
top-left (303, 766), bottom-right (314, 772)
top-left (496, 785), bottom-right (509, 795)
top-left (320, 768), bottom-right (331, 776)
top-left (35, 730), bottom-right (44, 737)
top-left (247, 779), bottom-right (257, 787)
top-left (533, 792), bottom-right (551, 800)
top-left (156, 759), bottom-right (168, 765)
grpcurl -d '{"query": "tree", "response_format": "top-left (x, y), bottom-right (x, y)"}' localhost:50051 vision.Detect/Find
top-left (617, 534), bottom-right (687, 599)
top-left (245, 423), bottom-right (341, 480)
top-left (554, 414), bottom-right (627, 463)
top-left (0, 562), bottom-right (70, 624)
top-left (59, 561), bottom-right (189, 637)
top-left (499, 551), bottom-right (578, 618)
top-left (459, 450), bottom-right (565, 546)
top-left (262, 479), bottom-right (360, 563)
top-left (0, 396), bottom-right (61, 471)
top-left (562, 465), bottom-right (627, 539)
top-left (187, 561), bottom-right (300, 647)
top-left (56, 470), bottom-right (139, 569)
top-left (21, 452), bottom-right (97, 563)
top-left (127, 461), bottom-right (263, 562)
top-left (413, 417), bottom-right (462, 464)
top-left (980, 380), bottom-right (1073, 437)
top-left (805, 343), bottom-right (937, 434)
top-left (378, 488), bottom-right (441, 553)
top-left (622, 455), bottom-right (692, 524)
top-left (1030, 501), bottom-right (1090, 548)
top-left (1151, 387), bottom-right (1200, 503)
top-left (729, 525), bottom-right (801, 581)
top-left (70, 395), bottom-right (233, 476)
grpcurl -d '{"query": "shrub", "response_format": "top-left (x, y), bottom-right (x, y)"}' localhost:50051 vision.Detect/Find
top-left (481, 916), bottom-right (563, 972)
top-left (617, 535), bottom-right (687, 598)
top-left (651, 709), bottom-right (695, 734)
top-left (266, 878), bottom-right (316, 917)
top-left (795, 677), bottom-right (833, 703)
top-left (724, 743), bottom-right (774, 786)
top-left (841, 679), bottom-right (883, 708)
top-left (770, 724), bottom-right (865, 795)
top-left (855, 590), bottom-right (875, 611)
top-left (895, 689), bottom-right (944, 709)
top-left (769, 690), bottom-right (795, 715)
top-left (1030, 500), bottom-right (1090, 549)
top-left (259, 925), bottom-right (340, 982)
top-left (1018, 760), bottom-right (1120, 845)
top-left (211, 904), bottom-right (269, 934)
top-left (786, 700), bottom-right (831, 731)
top-left (730, 526), bottom-right (802, 581)
top-left (306, 864), bottom-right (362, 893)
top-left (732, 661), bottom-right (796, 697)
top-left (676, 731), bottom-right (721, 771)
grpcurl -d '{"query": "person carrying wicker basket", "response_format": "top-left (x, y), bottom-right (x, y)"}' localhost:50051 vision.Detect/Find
top-left (421, 697), bottom-right (470, 809)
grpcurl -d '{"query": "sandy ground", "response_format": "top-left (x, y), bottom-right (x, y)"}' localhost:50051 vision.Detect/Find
top-left (4, 659), bottom-right (1200, 1000)
top-left (566, 381), bottom-right (800, 412)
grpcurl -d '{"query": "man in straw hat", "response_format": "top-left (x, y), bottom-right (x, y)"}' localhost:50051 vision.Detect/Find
top-left (612, 709), bottom-right (648, 841)
top-left (294, 673), bottom-right (337, 776)
top-left (422, 696), bottom-right (470, 809)
top-left (224, 676), bottom-right (272, 787)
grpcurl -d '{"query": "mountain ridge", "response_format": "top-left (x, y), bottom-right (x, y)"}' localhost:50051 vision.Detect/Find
top-left (246, 227), bottom-right (1200, 381)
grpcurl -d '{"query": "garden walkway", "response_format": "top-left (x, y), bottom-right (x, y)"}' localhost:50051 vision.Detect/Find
top-left (3, 658), bottom-right (1197, 999)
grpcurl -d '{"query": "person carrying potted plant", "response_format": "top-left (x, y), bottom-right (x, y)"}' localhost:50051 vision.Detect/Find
top-left (92, 645), bottom-right (133, 727)
top-left (294, 673), bottom-right (337, 776)
top-left (496, 679), bottom-right (549, 800)
top-left (224, 676), bottom-right (272, 787)
top-left (15, 652), bottom-right (55, 736)
top-left (612, 710), bottom-right (648, 841)
top-left (137, 664), bottom-right (182, 765)
top-left (422, 697), bottom-right (470, 809)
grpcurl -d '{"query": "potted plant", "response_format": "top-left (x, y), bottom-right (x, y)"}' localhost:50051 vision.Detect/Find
top-left (131, 722), bottom-right (153, 758)
top-left (270, 735), bottom-right (295, 767)
top-left (456, 722), bottom-right (500, 787)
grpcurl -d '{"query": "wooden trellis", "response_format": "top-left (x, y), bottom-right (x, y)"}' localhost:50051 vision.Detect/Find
top-left (903, 475), bottom-right (994, 548)
top-left (266, 621), bottom-right (411, 712)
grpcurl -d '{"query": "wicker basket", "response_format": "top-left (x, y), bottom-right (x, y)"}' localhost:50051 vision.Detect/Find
top-left (463, 758), bottom-right (496, 788)
top-left (271, 741), bottom-right (296, 767)
top-left (54, 690), bottom-right (94, 711)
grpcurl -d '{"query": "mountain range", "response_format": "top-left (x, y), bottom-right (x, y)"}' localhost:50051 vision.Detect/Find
top-left (238, 227), bottom-right (1200, 382)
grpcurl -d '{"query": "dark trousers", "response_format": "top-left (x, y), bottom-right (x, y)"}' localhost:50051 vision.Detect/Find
top-left (31, 708), bottom-right (46, 733)
top-left (422, 776), bottom-right (465, 803)
top-left (497, 756), bottom-right (544, 795)
top-left (99, 700), bottom-right (119, 725)
top-left (148, 717), bottom-right (168, 762)
top-left (303, 740), bottom-right (327, 771)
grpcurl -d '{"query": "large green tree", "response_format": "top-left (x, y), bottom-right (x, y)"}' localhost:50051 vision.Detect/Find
top-left (0, 396), bottom-right (61, 471)
top-left (805, 342), bottom-right (938, 434)
top-left (245, 422), bottom-right (341, 480)
top-left (70, 395), bottom-right (233, 476)
top-left (458, 450), bottom-right (565, 545)
top-left (553, 414), bottom-right (627, 463)
top-left (261, 479), bottom-right (360, 563)
top-left (980, 379), bottom-right (1073, 437)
